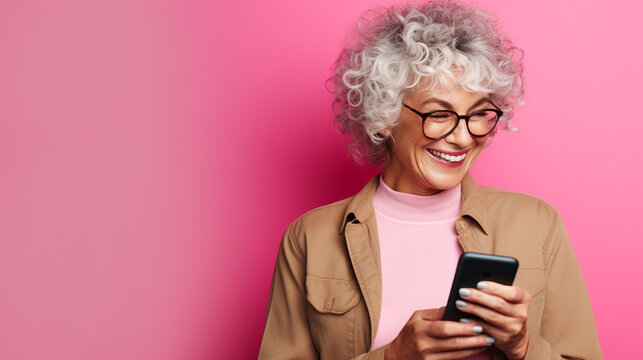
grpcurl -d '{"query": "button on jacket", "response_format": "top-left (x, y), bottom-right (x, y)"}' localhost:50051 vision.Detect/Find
top-left (258, 174), bottom-right (602, 359)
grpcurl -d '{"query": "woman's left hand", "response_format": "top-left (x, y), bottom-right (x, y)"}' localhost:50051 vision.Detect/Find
top-left (455, 281), bottom-right (531, 360)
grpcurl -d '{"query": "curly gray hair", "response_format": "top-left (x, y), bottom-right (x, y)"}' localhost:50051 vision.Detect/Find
top-left (331, 1), bottom-right (524, 167)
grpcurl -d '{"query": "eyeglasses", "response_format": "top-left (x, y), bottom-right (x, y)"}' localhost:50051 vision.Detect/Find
top-left (402, 103), bottom-right (503, 140)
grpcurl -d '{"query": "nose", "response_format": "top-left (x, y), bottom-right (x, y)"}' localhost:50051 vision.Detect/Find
top-left (444, 118), bottom-right (474, 146)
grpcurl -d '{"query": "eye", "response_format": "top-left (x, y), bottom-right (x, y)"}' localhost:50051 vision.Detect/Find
top-left (469, 110), bottom-right (498, 121)
top-left (427, 111), bottom-right (454, 123)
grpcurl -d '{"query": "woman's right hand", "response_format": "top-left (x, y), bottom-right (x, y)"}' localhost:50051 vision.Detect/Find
top-left (384, 308), bottom-right (494, 360)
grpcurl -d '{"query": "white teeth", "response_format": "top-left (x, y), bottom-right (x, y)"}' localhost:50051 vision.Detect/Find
top-left (428, 150), bottom-right (466, 163)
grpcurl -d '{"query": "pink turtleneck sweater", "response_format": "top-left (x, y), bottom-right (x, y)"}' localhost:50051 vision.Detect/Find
top-left (371, 177), bottom-right (492, 359)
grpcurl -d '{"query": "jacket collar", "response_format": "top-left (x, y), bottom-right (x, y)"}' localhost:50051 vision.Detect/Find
top-left (340, 173), bottom-right (489, 234)
top-left (460, 173), bottom-right (490, 235)
top-left (339, 176), bottom-right (379, 234)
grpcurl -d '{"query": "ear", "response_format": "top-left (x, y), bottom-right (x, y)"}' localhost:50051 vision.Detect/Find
top-left (377, 128), bottom-right (393, 138)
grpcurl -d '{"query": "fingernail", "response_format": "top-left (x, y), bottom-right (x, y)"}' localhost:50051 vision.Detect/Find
top-left (459, 288), bottom-right (471, 297)
top-left (477, 282), bottom-right (488, 290)
top-left (456, 300), bottom-right (467, 308)
top-left (459, 318), bottom-right (470, 323)
top-left (472, 326), bottom-right (483, 334)
top-left (486, 337), bottom-right (495, 344)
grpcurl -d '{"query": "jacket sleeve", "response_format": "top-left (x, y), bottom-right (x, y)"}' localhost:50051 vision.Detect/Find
top-left (258, 220), bottom-right (319, 359)
top-left (350, 346), bottom-right (387, 359)
top-left (524, 211), bottom-right (602, 360)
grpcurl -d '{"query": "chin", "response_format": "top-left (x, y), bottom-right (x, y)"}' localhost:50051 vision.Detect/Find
top-left (432, 180), bottom-right (461, 191)
top-left (421, 173), bottom-right (466, 192)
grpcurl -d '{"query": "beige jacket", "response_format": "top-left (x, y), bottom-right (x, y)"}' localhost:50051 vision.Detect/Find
top-left (258, 174), bottom-right (602, 359)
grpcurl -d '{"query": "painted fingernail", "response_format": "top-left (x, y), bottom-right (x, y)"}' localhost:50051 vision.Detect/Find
top-left (459, 318), bottom-right (470, 323)
top-left (477, 282), bottom-right (488, 290)
top-left (486, 337), bottom-right (495, 344)
top-left (456, 300), bottom-right (467, 308)
top-left (459, 288), bottom-right (471, 297)
top-left (472, 326), bottom-right (483, 334)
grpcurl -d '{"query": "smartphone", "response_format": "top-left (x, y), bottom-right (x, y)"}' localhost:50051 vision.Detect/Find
top-left (442, 252), bottom-right (519, 321)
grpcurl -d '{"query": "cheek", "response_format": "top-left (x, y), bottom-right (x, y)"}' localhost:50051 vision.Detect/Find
top-left (468, 141), bottom-right (487, 161)
top-left (394, 134), bottom-right (426, 158)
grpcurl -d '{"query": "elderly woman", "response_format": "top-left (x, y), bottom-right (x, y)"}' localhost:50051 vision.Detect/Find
top-left (258, 2), bottom-right (601, 359)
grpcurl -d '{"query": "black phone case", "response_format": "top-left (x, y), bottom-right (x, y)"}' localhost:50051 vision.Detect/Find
top-left (442, 252), bottom-right (519, 321)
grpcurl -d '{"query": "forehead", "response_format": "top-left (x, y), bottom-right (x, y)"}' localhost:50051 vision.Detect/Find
top-left (406, 77), bottom-right (489, 109)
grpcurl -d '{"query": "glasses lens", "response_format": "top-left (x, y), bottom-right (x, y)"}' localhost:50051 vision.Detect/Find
top-left (423, 111), bottom-right (457, 139)
top-left (468, 110), bottom-right (499, 136)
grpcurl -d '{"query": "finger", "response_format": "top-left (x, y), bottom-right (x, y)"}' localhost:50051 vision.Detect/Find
top-left (458, 318), bottom-right (528, 354)
top-left (476, 281), bottom-right (531, 304)
top-left (419, 319), bottom-right (486, 338)
top-left (458, 318), bottom-right (503, 341)
top-left (458, 288), bottom-right (525, 318)
top-left (426, 347), bottom-right (487, 360)
top-left (414, 307), bottom-right (446, 321)
top-left (453, 298), bottom-right (518, 329)
top-left (458, 310), bottom-right (525, 344)
top-left (418, 334), bottom-right (494, 353)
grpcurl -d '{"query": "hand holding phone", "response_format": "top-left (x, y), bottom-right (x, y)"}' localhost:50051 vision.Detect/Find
top-left (443, 252), bottom-right (518, 322)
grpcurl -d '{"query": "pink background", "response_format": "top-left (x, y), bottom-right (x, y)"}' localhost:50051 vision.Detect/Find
top-left (1, 0), bottom-right (641, 359)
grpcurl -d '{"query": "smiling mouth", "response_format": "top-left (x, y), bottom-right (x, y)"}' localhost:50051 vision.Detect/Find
top-left (427, 149), bottom-right (467, 163)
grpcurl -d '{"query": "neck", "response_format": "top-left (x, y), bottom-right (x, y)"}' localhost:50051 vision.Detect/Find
top-left (381, 166), bottom-right (442, 196)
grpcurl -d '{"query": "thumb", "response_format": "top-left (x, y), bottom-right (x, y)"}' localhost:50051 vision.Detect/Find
top-left (416, 307), bottom-right (445, 321)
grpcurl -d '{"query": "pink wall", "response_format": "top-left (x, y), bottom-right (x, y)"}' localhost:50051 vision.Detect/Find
top-left (1, 0), bottom-right (641, 359)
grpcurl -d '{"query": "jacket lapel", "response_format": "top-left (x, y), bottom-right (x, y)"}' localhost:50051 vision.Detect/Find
top-left (458, 174), bottom-right (493, 254)
top-left (341, 176), bottom-right (382, 347)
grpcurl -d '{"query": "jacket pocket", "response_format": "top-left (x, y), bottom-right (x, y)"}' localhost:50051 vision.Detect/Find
top-left (306, 275), bottom-right (361, 314)
top-left (305, 275), bottom-right (362, 359)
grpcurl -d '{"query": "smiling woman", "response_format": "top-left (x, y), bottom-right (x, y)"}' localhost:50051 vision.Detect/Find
top-left (258, 1), bottom-right (602, 359)
top-left (384, 80), bottom-right (495, 195)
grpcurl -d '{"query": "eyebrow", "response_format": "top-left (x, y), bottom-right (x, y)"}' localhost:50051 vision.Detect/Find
top-left (420, 97), bottom-right (492, 112)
